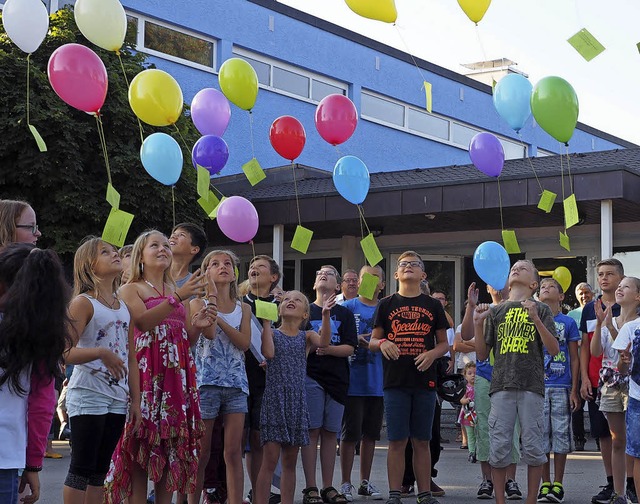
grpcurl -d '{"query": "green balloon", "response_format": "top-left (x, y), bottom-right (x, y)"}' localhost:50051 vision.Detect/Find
top-left (530, 76), bottom-right (579, 144)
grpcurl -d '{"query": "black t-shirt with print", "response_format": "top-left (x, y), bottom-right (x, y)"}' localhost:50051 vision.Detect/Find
top-left (373, 293), bottom-right (449, 390)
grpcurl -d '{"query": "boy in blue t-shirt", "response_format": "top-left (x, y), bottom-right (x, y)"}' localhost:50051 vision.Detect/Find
top-left (537, 278), bottom-right (581, 503)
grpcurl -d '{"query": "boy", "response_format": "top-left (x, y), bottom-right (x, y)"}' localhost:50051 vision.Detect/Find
top-left (370, 251), bottom-right (450, 504)
top-left (169, 222), bottom-right (208, 287)
top-left (475, 260), bottom-right (559, 504)
top-left (537, 278), bottom-right (581, 503)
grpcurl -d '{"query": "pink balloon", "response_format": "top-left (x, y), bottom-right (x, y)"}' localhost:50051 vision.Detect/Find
top-left (47, 43), bottom-right (108, 114)
top-left (315, 94), bottom-right (358, 146)
top-left (191, 88), bottom-right (232, 137)
top-left (216, 196), bottom-right (259, 243)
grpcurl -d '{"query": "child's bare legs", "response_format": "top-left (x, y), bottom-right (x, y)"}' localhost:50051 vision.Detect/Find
top-left (387, 439), bottom-right (407, 491)
top-left (634, 457), bottom-right (640, 504)
top-left (553, 453), bottom-right (568, 483)
top-left (526, 465), bottom-right (543, 504)
top-left (410, 438), bottom-right (431, 493)
top-left (281, 446), bottom-right (300, 504)
top-left (606, 411), bottom-right (626, 495)
top-left (129, 463), bottom-right (151, 504)
top-left (256, 442), bottom-right (280, 504)
top-left (301, 428), bottom-right (321, 489)
top-left (224, 413), bottom-right (246, 504)
top-left (188, 418), bottom-right (215, 504)
top-left (492, 466), bottom-right (507, 504)
top-left (319, 429), bottom-right (338, 489)
top-left (247, 428), bottom-right (263, 495)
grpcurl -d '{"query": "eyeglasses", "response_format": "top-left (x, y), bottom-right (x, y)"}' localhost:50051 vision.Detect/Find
top-left (342, 278), bottom-right (358, 283)
top-left (397, 260), bottom-right (423, 269)
top-left (316, 270), bottom-right (337, 276)
top-left (16, 224), bottom-right (39, 235)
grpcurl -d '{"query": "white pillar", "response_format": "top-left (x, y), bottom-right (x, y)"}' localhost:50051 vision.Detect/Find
top-left (272, 224), bottom-right (284, 286)
top-left (600, 200), bottom-right (613, 260)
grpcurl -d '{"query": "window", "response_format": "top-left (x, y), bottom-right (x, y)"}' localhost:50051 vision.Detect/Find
top-left (273, 67), bottom-right (310, 99)
top-left (240, 55), bottom-right (270, 85)
top-left (451, 123), bottom-right (479, 149)
top-left (407, 108), bottom-right (449, 140)
top-left (362, 92), bottom-right (404, 126)
top-left (537, 149), bottom-right (555, 157)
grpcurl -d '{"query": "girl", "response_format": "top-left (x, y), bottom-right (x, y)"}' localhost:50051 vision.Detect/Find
top-left (591, 276), bottom-right (640, 504)
top-left (190, 250), bottom-right (251, 504)
top-left (254, 291), bottom-right (333, 504)
top-left (0, 199), bottom-right (42, 247)
top-left (63, 237), bottom-right (141, 504)
top-left (0, 243), bottom-right (71, 503)
top-left (459, 361), bottom-right (477, 463)
top-left (105, 230), bottom-right (215, 504)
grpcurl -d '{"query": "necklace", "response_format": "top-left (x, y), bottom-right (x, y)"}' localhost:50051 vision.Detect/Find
top-left (144, 279), bottom-right (165, 298)
top-left (97, 292), bottom-right (117, 309)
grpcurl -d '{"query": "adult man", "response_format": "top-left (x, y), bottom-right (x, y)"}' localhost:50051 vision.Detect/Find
top-left (568, 282), bottom-right (594, 326)
top-left (336, 269), bottom-right (359, 304)
top-left (169, 222), bottom-right (208, 287)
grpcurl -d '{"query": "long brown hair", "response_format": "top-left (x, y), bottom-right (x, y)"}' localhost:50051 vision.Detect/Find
top-left (0, 200), bottom-right (30, 247)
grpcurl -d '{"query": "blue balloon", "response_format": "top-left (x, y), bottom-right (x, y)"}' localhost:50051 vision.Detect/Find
top-left (140, 133), bottom-right (183, 186)
top-left (333, 155), bottom-right (370, 205)
top-left (473, 241), bottom-right (511, 290)
top-left (493, 74), bottom-right (533, 132)
top-left (192, 135), bottom-right (229, 176)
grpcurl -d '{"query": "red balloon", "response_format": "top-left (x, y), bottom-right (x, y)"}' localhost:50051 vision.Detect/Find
top-left (315, 94), bottom-right (358, 146)
top-left (269, 116), bottom-right (306, 161)
top-left (47, 43), bottom-right (108, 114)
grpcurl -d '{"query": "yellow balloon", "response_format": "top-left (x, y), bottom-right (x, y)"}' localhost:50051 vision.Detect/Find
top-left (74, 0), bottom-right (127, 52)
top-left (552, 266), bottom-right (572, 293)
top-left (344, 0), bottom-right (397, 23)
top-left (457, 0), bottom-right (492, 24)
top-left (129, 69), bottom-right (183, 127)
top-left (218, 58), bottom-right (258, 111)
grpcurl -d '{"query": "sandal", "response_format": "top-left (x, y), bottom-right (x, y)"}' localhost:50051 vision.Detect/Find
top-left (321, 487), bottom-right (348, 504)
top-left (302, 487), bottom-right (323, 504)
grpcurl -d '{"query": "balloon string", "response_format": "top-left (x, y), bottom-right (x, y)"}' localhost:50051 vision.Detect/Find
top-left (565, 146), bottom-right (574, 194)
top-left (95, 114), bottom-right (113, 186)
top-left (172, 124), bottom-right (190, 152)
top-left (249, 111), bottom-right (256, 160)
top-left (171, 186), bottom-right (176, 229)
top-left (357, 205), bottom-right (372, 235)
top-left (497, 177), bottom-right (505, 231)
top-left (393, 25), bottom-right (429, 86)
top-left (560, 147), bottom-right (565, 203)
top-left (358, 206), bottom-right (365, 241)
top-left (291, 163), bottom-right (302, 226)
top-left (250, 240), bottom-right (256, 259)
top-left (26, 54), bottom-right (30, 126)
top-left (474, 25), bottom-right (489, 68)
top-left (517, 132), bottom-right (544, 193)
top-left (210, 184), bottom-right (224, 200)
top-left (117, 51), bottom-right (145, 144)
top-left (334, 145), bottom-right (343, 159)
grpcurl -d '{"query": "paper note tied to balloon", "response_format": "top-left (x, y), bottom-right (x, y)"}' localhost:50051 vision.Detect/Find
top-left (291, 225), bottom-right (313, 254)
top-left (28, 125), bottom-right (47, 152)
top-left (361, 233), bottom-right (383, 267)
top-left (563, 194), bottom-right (579, 229)
top-left (102, 208), bottom-right (134, 248)
top-left (197, 165), bottom-right (210, 200)
top-left (537, 190), bottom-right (557, 213)
top-left (568, 28), bottom-right (605, 62)
top-left (358, 272), bottom-right (379, 300)
top-left (559, 231), bottom-right (571, 252)
top-left (198, 190), bottom-right (220, 218)
top-left (423, 81), bottom-right (432, 113)
top-left (209, 196), bottom-right (227, 219)
top-left (243, 158), bottom-right (266, 186)
top-left (106, 183), bottom-right (120, 210)
top-left (501, 230), bottom-right (521, 254)
top-left (255, 299), bottom-right (279, 322)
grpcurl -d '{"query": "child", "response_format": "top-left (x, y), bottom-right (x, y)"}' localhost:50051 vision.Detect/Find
top-left (459, 362), bottom-right (477, 463)
top-left (63, 237), bottom-right (141, 504)
top-left (105, 230), bottom-right (215, 504)
top-left (119, 245), bottom-right (133, 284)
top-left (591, 276), bottom-right (640, 504)
top-left (191, 250), bottom-right (252, 504)
top-left (254, 291), bottom-right (333, 504)
top-left (537, 278), bottom-right (581, 503)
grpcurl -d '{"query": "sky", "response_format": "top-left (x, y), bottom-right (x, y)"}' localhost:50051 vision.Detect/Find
top-left (279, 0), bottom-right (640, 145)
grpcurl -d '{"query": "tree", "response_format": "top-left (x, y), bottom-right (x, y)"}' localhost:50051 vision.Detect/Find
top-left (0, 6), bottom-right (203, 262)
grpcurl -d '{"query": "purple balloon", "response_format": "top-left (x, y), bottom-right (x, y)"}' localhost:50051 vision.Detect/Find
top-left (469, 132), bottom-right (505, 177)
top-left (191, 88), bottom-right (231, 137)
top-left (192, 135), bottom-right (229, 176)
top-left (217, 196), bottom-right (259, 243)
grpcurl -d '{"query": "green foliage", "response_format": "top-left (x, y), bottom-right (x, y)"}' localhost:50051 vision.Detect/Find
top-left (0, 7), bottom-right (202, 262)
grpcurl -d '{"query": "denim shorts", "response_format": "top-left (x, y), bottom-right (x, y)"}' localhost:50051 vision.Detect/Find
top-left (199, 385), bottom-right (248, 420)
top-left (0, 469), bottom-right (18, 503)
top-left (66, 387), bottom-right (128, 417)
top-left (305, 376), bottom-right (344, 433)
top-left (542, 387), bottom-right (573, 454)
top-left (626, 397), bottom-right (640, 458)
top-left (383, 387), bottom-right (437, 441)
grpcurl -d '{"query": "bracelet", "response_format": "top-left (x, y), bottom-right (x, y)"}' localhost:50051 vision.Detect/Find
top-left (24, 465), bottom-right (42, 472)
top-left (174, 291), bottom-right (184, 302)
top-left (378, 338), bottom-right (387, 346)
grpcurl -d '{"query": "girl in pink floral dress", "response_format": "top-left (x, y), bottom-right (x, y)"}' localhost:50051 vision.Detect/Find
top-left (105, 230), bottom-right (216, 504)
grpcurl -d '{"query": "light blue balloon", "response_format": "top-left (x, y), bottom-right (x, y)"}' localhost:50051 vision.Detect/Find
top-left (493, 74), bottom-right (533, 132)
top-left (333, 155), bottom-right (370, 205)
top-left (473, 241), bottom-right (511, 290)
top-left (140, 132), bottom-right (183, 186)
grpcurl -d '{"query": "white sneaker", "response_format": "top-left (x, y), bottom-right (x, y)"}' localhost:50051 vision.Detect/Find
top-left (358, 480), bottom-right (383, 500)
top-left (341, 483), bottom-right (355, 502)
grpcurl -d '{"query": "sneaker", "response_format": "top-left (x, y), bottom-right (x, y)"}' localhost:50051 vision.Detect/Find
top-left (243, 490), bottom-right (253, 504)
top-left (477, 480), bottom-right (494, 499)
top-left (505, 480), bottom-right (523, 500)
top-left (203, 488), bottom-right (227, 504)
top-left (417, 494), bottom-right (440, 504)
top-left (358, 480), bottom-right (383, 500)
top-left (547, 483), bottom-right (565, 503)
top-left (537, 482), bottom-right (551, 502)
top-left (147, 490), bottom-right (155, 504)
top-left (400, 485), bottom-right (415, 498)
top-left (341, 483), bottom-right (355, 502)
top-left (430, 480), bottom-right (445, 497)
top-left (627, 486), bottom-right (639, 504)
top-left (575, 438), bottom-right (586, 452)
top-left (268, 492), bottom-right (281, 504)
top-left (468, 452), bottom-right (477, 463)
top-left (609, 494), bottom-right (630, 504)
top-left (385, 498), bottom-right (402, 504)
top-left (592, 483), bottom-right (615, 504)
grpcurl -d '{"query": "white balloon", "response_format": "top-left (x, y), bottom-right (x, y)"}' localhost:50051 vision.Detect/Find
top-left (2, 0), bottom-right (49, 54)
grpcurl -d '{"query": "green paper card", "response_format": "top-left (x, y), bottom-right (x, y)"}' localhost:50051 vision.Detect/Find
top-left (28, 125), bottom-right (47, 152)
top-left (568, 28), bottom-right (605, 62)
top-left (102, 208), bottom-right (134, 248)
top-left (560, 231), bottom-right (571, 251)
top-left (255, 299), bottom-right (279, 322)
top-left (243, 158), bottom-right (266, 186)
top-left (198, 190), bottom-right (220, 217)
top-left (361, 233), bottom-right (383, 267)
top-left (358, 272), bottom-right (379, 300)
top-left (563, 194), bottom-right (579, 229)
top-left (209, 196), bottom-right (227, 219)
top-left (291, 225), bottom-right (313, 254)
top-left (501, 229), bottom-right (521, 254)
top-left (197, 165), bottom-right (210, 200)
top-left (637, 42), bottom-right (640, 54)
top-left (106, 183), bottom-right (120, 210)
top-left (423, 81), bottom-right (432, 113)
top-left (537, 190), bottom-right (557, 213)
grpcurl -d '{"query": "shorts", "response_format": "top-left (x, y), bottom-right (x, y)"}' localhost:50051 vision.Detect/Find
top-left (0, 469), bottom-right (18, 502)
top-left (245, 390), bottom-right (264, 431)
top-left (383, 387), bottom-right (437, 441)
top-left (306, 376), bottom-right (344, 433)
top-left (66, 387), bottom-right (128, 417)
top-left (199, 385), bottom-right (248, 420)
top-left (599, 384), bottom-right (629, 413)
top-left (542, 388), bottom-right (573, 454)
top-left (626, 397), bottom-right (640, 458)
top-left (489, 390), bottom-right (546, 468)
top-left (587, 387), bottom-right (611, 439)
top-left (341, 396), bottom-right (384, 442)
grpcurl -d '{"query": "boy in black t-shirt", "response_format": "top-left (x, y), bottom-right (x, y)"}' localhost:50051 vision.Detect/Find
top-left (370, 251), bottom-right (449, 504)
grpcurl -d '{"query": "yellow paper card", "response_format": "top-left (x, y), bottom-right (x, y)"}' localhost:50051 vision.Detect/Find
top-left (242, 158), bottom-right (266, 186)
top-left (559, 231), bottom-right (571, 251)
top-left (291, 225), bottom-right (313, 254)
top-left (198, 190), bottom-right (220, 217)
top-left (537, 190), bottom-right (557, 213)
top-left (491, 78), bottom-right (497, 92)
top-left (28, 125), bottom-right (47, 152)
top-left (568, 28), bottom-right (605, 62)
top-left (501, 230), bottom-right (521, 254)
top-left (563, 194), bottom-right (579, 229)
top-left (106, 183), bottom-right (120, 210)
top-left (102, 208), bottom-right (134, 248)
top-left (197, 165), bottom-right (210, 200)
top-left (209, 196), bottom-right (227, 219)
top-left (637, 42), bottom-right (640, 54)
top-left (423, 81), bottom-right (432, 113)
top-left (358, 272), bottom-right (378, 301)
top-left (255, 299), bottom-right (279, 322)
top-left (361, 233), bottom-right (383, 267)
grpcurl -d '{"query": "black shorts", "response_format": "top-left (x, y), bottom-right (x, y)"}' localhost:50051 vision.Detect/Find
top-left (587, 386), bottom-right (611, 439)
top-left (341, 396), bottom-right (384, 442)
top-left (245, 390), bottom-right (264, 431)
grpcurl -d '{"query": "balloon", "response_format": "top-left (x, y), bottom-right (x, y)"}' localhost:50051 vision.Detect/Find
top-left (315, 94), bottom-right (358, 146)
top-left (129, 69), bottom-right (184, 126)
top-left (333, 156), bottom-right (370, 205)
top-left (47, 44), bottom-right (108, 114)
top-left (531, 76), bottom-right (579, 144)
top-left (269, 116), bottom-right (306, 161)
top-left (192, 135), bottom-right (229, 176)
top-left (218, 58), bottom-right (259, 111)
top-left (552, 266), bottom-right (572, 293)
top-left (2, 0), bottom-right (49, 54)
top-left (469, 133), bottom-right (504, 177)
top-left (74, 0), bottom-right (127, 52)
top-left (473, 241), bottom-right (510, 291)
top-left (216, 196), bottom-right (259, 243)
top-left (493, 74), bottom-right (533, 132)
top-left (191, 88), bottom-right (231, 137)
top-left (457, 0), bottom-right (492, 24)
top-left (140, 133), bottom-right (183, 186)
top-left (344, 0), bottom-right (397, 23)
